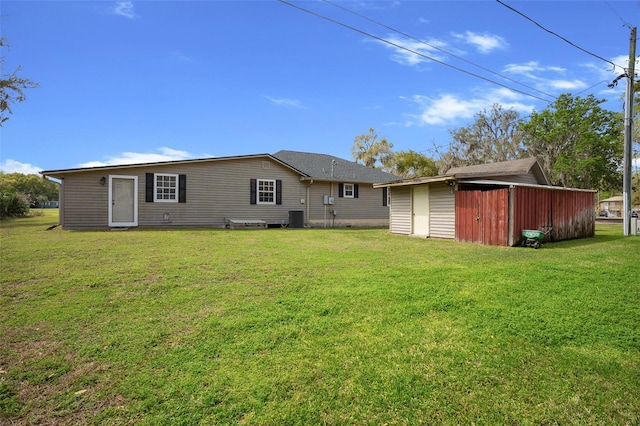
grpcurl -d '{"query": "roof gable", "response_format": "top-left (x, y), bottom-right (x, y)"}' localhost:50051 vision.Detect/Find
top-left (272, 150), bottom-right (400, 183)
top-left (445, 157), bottom-right (549, 185)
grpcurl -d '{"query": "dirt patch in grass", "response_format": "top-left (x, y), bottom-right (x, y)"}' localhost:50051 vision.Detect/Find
top-left (1, 325), bottom-right (122, 425)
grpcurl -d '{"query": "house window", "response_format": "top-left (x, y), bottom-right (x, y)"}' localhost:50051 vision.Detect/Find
top-left (155, 173), bottom-right (178, 202)
top-left (343, 183), bottom-right (355, 198)
top-left (338, 183), bottom-right (359, 199)
top-left (250, 179), bottom-right (282, 205)
top-left (258, 179), bottom-right (276, 204)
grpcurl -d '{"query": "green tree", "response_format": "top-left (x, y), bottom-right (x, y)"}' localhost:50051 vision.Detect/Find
top-left (1, 38), bottom-right (39, 126)
top-left (520, 93), bottom-right (623, 190)
top-left (0, 172), bottom-right (58, 207)
top-left (351, 128), bottom-right (394, 169)
top-left (0, 176), bottom-right (28, 218)
top-left (439, 104), bottom-right (526, 172)
top-left (389, 150), bottom-right (438, 178)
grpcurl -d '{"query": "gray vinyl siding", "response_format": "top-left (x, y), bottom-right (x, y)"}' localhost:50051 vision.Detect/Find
top-left (60, 171), bottom-right (110, 229)
top-left (307, 182), bottom-right (336, 227)
top-left (139, 159), bottom-right (303, 228)
top-left (480, 174), bottom-right (538, 185)
top-left (307, 181), bottom-right (389, 227)
top-left (429, 183), bottom-right (455, 239)
top-left (390, 187), bottom-right (411, 235)
top-left (58, 158), bottom-right (305, 229)
top-left (54, 157), bottom-right (389, 230)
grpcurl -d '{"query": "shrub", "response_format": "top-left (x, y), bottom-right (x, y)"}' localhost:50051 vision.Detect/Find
top-left (0, 193), bottom-right (29, 218)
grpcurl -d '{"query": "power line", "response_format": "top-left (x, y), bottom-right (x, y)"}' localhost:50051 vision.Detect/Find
top-left (603, 0), bottom-right (634, 29)
top-left (577, 80), bottom-right (609, 95)
top-left (321, 0), bottom-right (557, 100)
top-left (496, 0), bottom-right (623, 70)
top-left (277, 0), bottom-right (555, 103)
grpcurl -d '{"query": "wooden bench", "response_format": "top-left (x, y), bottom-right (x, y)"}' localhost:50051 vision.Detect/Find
top-left (224, 218), bottom-right (267, 230)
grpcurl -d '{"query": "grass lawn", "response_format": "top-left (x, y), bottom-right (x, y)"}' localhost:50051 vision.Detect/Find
top-left (1, 210), bottom-right (639, 425)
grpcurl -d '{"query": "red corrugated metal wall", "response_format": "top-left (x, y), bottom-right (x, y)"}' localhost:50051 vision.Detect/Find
top-left (511, 186), bottom-right (595, 245)
top-left (456, 189), bottom-right (509, 246)
top-left (456, 186), bottom-right (595, 246)
top-left (455, 191), bottom-right (480, 243)
top-left (549, 189), bottom-right (596, 241)
top-left (511, 187), bottom-right (552, 243)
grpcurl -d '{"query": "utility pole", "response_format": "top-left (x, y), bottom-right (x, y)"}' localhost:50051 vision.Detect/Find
top-left (623, 27), bottom-right (636, 236)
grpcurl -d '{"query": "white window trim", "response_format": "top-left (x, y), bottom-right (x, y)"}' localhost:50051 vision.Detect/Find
top-left (343, 183), bottom-right (355, 198)
top-left (257, 178), bottom-right (276, 205)
top-left (154, 173), bottom-right (179, 203)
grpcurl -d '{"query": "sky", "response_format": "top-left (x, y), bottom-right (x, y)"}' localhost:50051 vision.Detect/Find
top-left (1, 0), bottom-right (639, 175)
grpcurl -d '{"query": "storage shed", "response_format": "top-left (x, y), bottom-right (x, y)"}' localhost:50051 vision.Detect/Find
top-left (375, 158), bottom-right (596, 246)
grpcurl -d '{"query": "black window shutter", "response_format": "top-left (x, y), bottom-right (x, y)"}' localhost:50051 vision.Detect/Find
top-left (354, 184), bottom-right (359, 198)
top-left (382, 187), bottom-right (388, 206)
top-left (338, 183), bottom-right (344, 198)
top-left (145, 173), bottom-right (154, 202)
top-left (250, 179), bottom-right (257, 204)
top-left (178, 174), bottom-right (187, 203)
top-left (276, 180), bottom-right (282, 205)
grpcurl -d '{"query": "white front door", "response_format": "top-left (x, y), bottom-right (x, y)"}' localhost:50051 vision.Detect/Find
top-left (412, 185), bottom-right (429, 236)
top-left (109, 175), bottom-right (138, 227)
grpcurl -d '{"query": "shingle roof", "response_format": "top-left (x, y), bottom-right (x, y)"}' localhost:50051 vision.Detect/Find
top-left (445, 157), bottom-right (549, 185)
top-left (272, 150), bottom-right (400, 183)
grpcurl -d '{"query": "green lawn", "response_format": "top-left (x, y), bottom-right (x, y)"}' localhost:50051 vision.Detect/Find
top-left (1, 210), bottom-right (639, 425)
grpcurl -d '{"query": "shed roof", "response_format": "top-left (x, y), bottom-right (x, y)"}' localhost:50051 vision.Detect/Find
top-left (445, 157), bottom-right (549, 185)
top-left (272, 150), bottom-right (400, 183)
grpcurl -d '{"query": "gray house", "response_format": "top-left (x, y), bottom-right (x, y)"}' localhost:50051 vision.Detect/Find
top-left (376, 158), bottom-right (595, 246)
top-left (42, 150), bottom-right (399, 230)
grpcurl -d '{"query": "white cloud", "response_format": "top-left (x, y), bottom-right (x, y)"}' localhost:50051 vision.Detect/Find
top-left (455, 31), bottom-right (507, 54)
top-left (503, 61), bottom-right (566, 80)
top-left (76, 147), bottom-right (194, 168)
top-left (264, 96), bottom-right (307, 109)
top-left (0, 159), bottom-right (43, 175)
top-left (112, 1), bottom-right (136, 19)
top-left (375, 35), bottom-right (450, 66)
top-left (402, 88), bottom-right (534, 126)
top-left (610, 54), bottom-right (633, 74)
top-left (376, 32), bottom-right (504, 67)
top-left (547, 79), bottom-right (586, 90)
top-left (502, 61), bottom-right (590, 94)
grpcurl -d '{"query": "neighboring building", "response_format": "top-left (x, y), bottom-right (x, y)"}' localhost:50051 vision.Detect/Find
top-left (598, 196), bottom-right (623, 217)
top-left (31, 200), bottom-right (59, 209)
top-left (375, 158), bottom-right (596, 246)
top-left (42, 151), bottom-right (399, 230)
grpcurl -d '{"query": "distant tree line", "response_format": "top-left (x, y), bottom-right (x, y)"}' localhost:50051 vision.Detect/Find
top-left (0, 172), bottom-right (59, 218)
top-left (352, 92), bottom-right (638, 200)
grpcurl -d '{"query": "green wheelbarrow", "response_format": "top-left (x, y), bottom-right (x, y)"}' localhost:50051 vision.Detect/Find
top-left (520, 226), bottom-right (552, 249)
